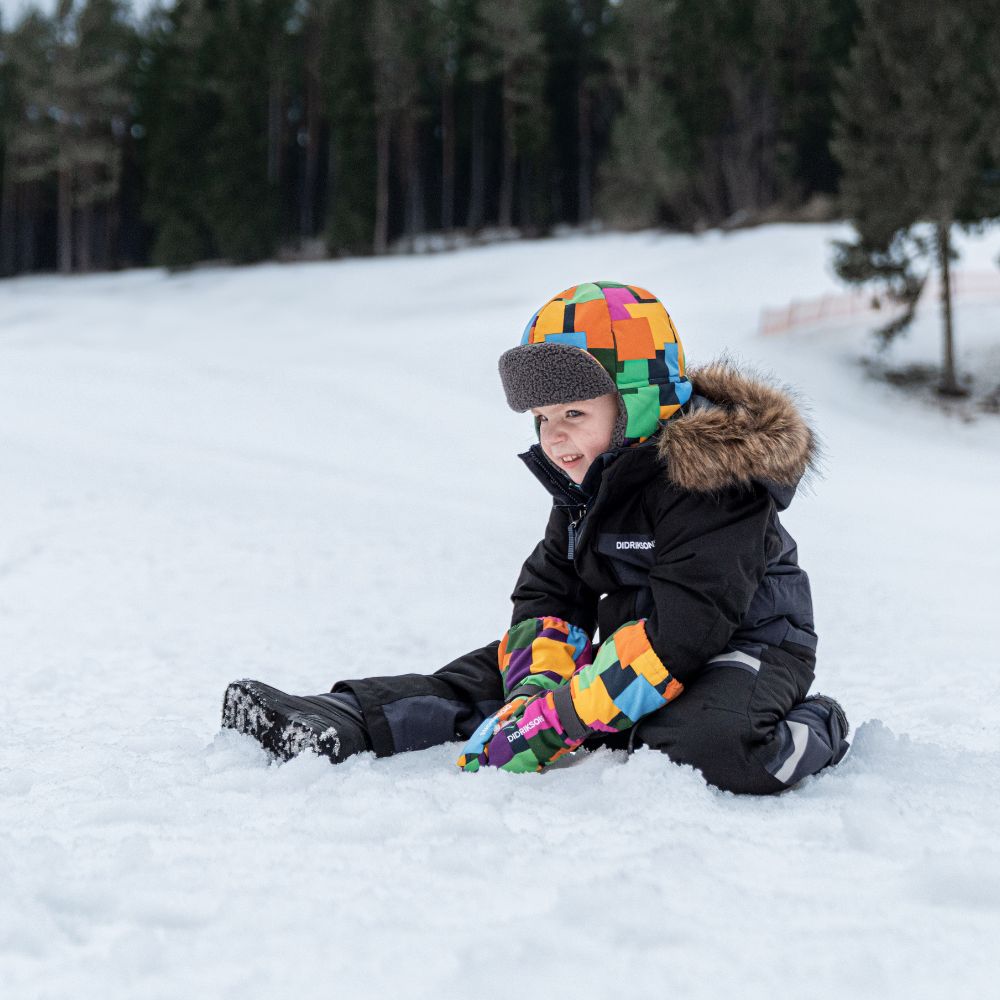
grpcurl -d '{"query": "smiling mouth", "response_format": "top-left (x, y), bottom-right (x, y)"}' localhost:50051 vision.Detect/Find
top-left (558, 454), bottom-right (582, 464)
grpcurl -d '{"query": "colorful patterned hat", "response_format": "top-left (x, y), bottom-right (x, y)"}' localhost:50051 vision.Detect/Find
top-left (498, 281), bottom-right (691, 445)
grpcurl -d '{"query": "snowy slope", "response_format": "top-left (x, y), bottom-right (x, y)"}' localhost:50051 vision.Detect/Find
top-left (1, 225), bottom-right (999, 999)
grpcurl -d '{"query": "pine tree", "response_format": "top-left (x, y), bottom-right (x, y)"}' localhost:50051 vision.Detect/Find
top-left (427, 0), bottom-right (471, 234)
top-left (323, 0), bottom-right (376, 255)
top-left (608, 0), bottom-right (854, 228)
top-left (139, 0), bottom-right (293, 267)
top-left (597, 0), bottom-right (685, 228)
top-left (4, 0), bottom-right (132, 273)
top-left (474, 0), bottom-right (547, 230)
top-left (70, 0), bottom-right (135, 271)
top-left (0, 10), bottom-right (33, 274)
top-left (832, 0), bottom-right (1000, 395)
top-left (137, 0), bottom-right (219, 267)
top-left (368, 0), bottom-right (423, 253)
top-left (566, 0), bottom-right (613, 225)
top-left (296, 0), bottom-right (326, 241)
top-left (202, 0), bottom-right (291, 263)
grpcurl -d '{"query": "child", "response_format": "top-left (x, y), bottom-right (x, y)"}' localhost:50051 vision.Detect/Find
top-left (222, 281), bottom-right (849, 793)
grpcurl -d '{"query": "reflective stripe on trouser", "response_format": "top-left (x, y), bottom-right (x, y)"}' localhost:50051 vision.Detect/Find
top-left (763, 696), bottom-right (850, 786)
top-left (627, 644), bottom-right (847, 794)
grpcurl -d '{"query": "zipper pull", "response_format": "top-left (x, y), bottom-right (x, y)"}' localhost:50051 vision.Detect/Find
top-left (567, 506), bottom-right (586, 560)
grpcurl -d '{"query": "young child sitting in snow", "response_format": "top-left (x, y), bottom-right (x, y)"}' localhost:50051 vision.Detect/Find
top-left (222, 281), bottom-right (848, 793)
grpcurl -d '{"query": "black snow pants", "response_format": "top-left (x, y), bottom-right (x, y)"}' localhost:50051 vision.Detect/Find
top-left (332, 641), bottom-right (846, 794)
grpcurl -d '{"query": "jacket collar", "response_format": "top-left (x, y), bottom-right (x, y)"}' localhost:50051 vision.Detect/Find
top-left (519, 437), bottom-right (663, 506)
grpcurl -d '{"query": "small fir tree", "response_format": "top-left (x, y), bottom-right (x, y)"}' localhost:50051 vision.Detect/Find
top-left (832, 0), bottom-right (1000, 395)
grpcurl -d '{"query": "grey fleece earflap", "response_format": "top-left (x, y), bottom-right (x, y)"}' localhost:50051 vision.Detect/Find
top-left (498, 342), bottom-right (617, 412)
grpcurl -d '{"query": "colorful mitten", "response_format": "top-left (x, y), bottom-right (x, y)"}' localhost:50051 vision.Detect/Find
top-left (456, 696), bottom-right (529, 772)
top-left (499, 616), bottom-right (593, 699)
top-left (459, 620), bottom-right (685, 773)
top-left (457, 690), bottom-right (581, 773)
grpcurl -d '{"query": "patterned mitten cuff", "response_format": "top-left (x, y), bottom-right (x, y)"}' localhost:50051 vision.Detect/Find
top-left (499, 616), bottom-right (593, 699)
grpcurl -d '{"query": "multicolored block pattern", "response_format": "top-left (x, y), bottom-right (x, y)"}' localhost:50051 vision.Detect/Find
top-left (458, 619), bottom-right (684, 773)
top-left (498, 616), bottom-right (593, 698)
top-left (520, 281), bottom-right (692, 443)
top-left (567, 619), bottom-right (683, 734)
top-left (456, 689), bottom-right (578, 774)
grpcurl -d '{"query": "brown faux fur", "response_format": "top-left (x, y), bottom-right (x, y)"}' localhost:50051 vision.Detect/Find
top-left (658, 362), bottom-right (818, 492)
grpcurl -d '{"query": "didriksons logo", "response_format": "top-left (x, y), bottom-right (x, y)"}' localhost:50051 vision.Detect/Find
top-left (616, 539), bottom-right (655, 551)
top-left (508, 715), bottom-right (545, 742)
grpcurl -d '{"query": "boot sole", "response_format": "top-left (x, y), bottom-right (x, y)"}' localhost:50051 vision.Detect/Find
top-left (221, 680), bottom-right (343, 763)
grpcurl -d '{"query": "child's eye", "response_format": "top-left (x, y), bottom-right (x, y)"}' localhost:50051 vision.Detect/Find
top-left (566, 409), bottom-right (582, 418)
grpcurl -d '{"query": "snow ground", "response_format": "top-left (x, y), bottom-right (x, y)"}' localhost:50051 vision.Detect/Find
top-left (1, 224), bottom-right (999, 999)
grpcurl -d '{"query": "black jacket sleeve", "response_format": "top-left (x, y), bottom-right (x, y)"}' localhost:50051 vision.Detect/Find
top-left (643, 483), bottom-right (774, 685)
top-left (509, 504), bottom-right (600, 635)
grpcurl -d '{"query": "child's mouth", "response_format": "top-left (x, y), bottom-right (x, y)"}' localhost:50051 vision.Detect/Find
top-left (559, 454), bottom-right (582, 466)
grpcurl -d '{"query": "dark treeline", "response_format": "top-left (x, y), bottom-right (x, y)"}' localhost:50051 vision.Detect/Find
top-left (1, 0), bottom-right (860, 275)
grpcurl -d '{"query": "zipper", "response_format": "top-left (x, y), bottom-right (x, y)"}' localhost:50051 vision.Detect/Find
top-left (523, 449), bottom-right (594, 561)
top-left (527, 449), bottom-right (579, 504)
top-left (567, 505), bottom-right (587, 560)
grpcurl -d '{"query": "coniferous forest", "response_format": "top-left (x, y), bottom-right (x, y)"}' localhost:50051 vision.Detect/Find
top-left (1, 0), bottom-right (998, 288)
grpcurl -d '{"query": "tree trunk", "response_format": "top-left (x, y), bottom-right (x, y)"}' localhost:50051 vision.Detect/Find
top-left (518, 156), bottom-right (534, 231)
top-left (696, 136), bottom-right (728, 226)
top-left (78, 201), bottom-right (93, 273)
top-left (58, 162), bottom-right (73, 274)
top-left (400, 111), bottom-right (421, 251)
top-left (498, 78), bottom-right (515, 230)
top-left (577, 80), bottom-right (592, 224)
top-left (374, 115), bottom-right (390, 254)
top-left (1, 147), bottom-right (17, 276)
top-left (718, 68), bottom-right (777, 220)
top-left (22, 182), bottom-right (38, 272)
top-left (936, 219), bottom-right (962, 396)
top-left (441, 73), bottom-right (455, 234)
top-left (301, 29), bottom-right (322, 238)
top-left (268, 74), bottom-right (283, 187)
top-left (326, 125), bottom-right (338, 239)
top-left (106, 186), bottom-right (122, 270)
top-left (466, 85), bottom-right (485, 231)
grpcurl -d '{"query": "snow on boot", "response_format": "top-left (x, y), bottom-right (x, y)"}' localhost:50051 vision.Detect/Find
top-left (221, 680), bottom-right (371, 763)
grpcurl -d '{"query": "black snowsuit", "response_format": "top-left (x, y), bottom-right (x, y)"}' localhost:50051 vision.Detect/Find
top-left (334, 365), bottom-right (848, 793)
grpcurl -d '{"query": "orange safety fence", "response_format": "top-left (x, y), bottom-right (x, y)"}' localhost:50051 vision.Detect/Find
top-left (759, 270), bottom-right (1000, 336)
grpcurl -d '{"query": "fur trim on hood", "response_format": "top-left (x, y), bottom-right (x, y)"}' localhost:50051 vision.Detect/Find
top-left (658, 362), bottom-right (818, 492)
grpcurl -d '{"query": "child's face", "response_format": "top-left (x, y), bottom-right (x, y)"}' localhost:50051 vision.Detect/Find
top-left (532, 393), bottom-right (620, 483)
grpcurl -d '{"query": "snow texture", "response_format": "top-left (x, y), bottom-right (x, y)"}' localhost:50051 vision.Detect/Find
top-left (1, 224), bottom-right (999, 999)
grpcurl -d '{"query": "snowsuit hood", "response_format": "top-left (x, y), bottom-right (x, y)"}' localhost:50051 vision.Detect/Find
top-left (661, 361), bottom-right (818, 510)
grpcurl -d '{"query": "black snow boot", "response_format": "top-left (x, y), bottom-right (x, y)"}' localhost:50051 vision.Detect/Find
top-left (222, 680), bottom-right (372, 763)
top-left (800, 693), bottom-right (851, 766)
